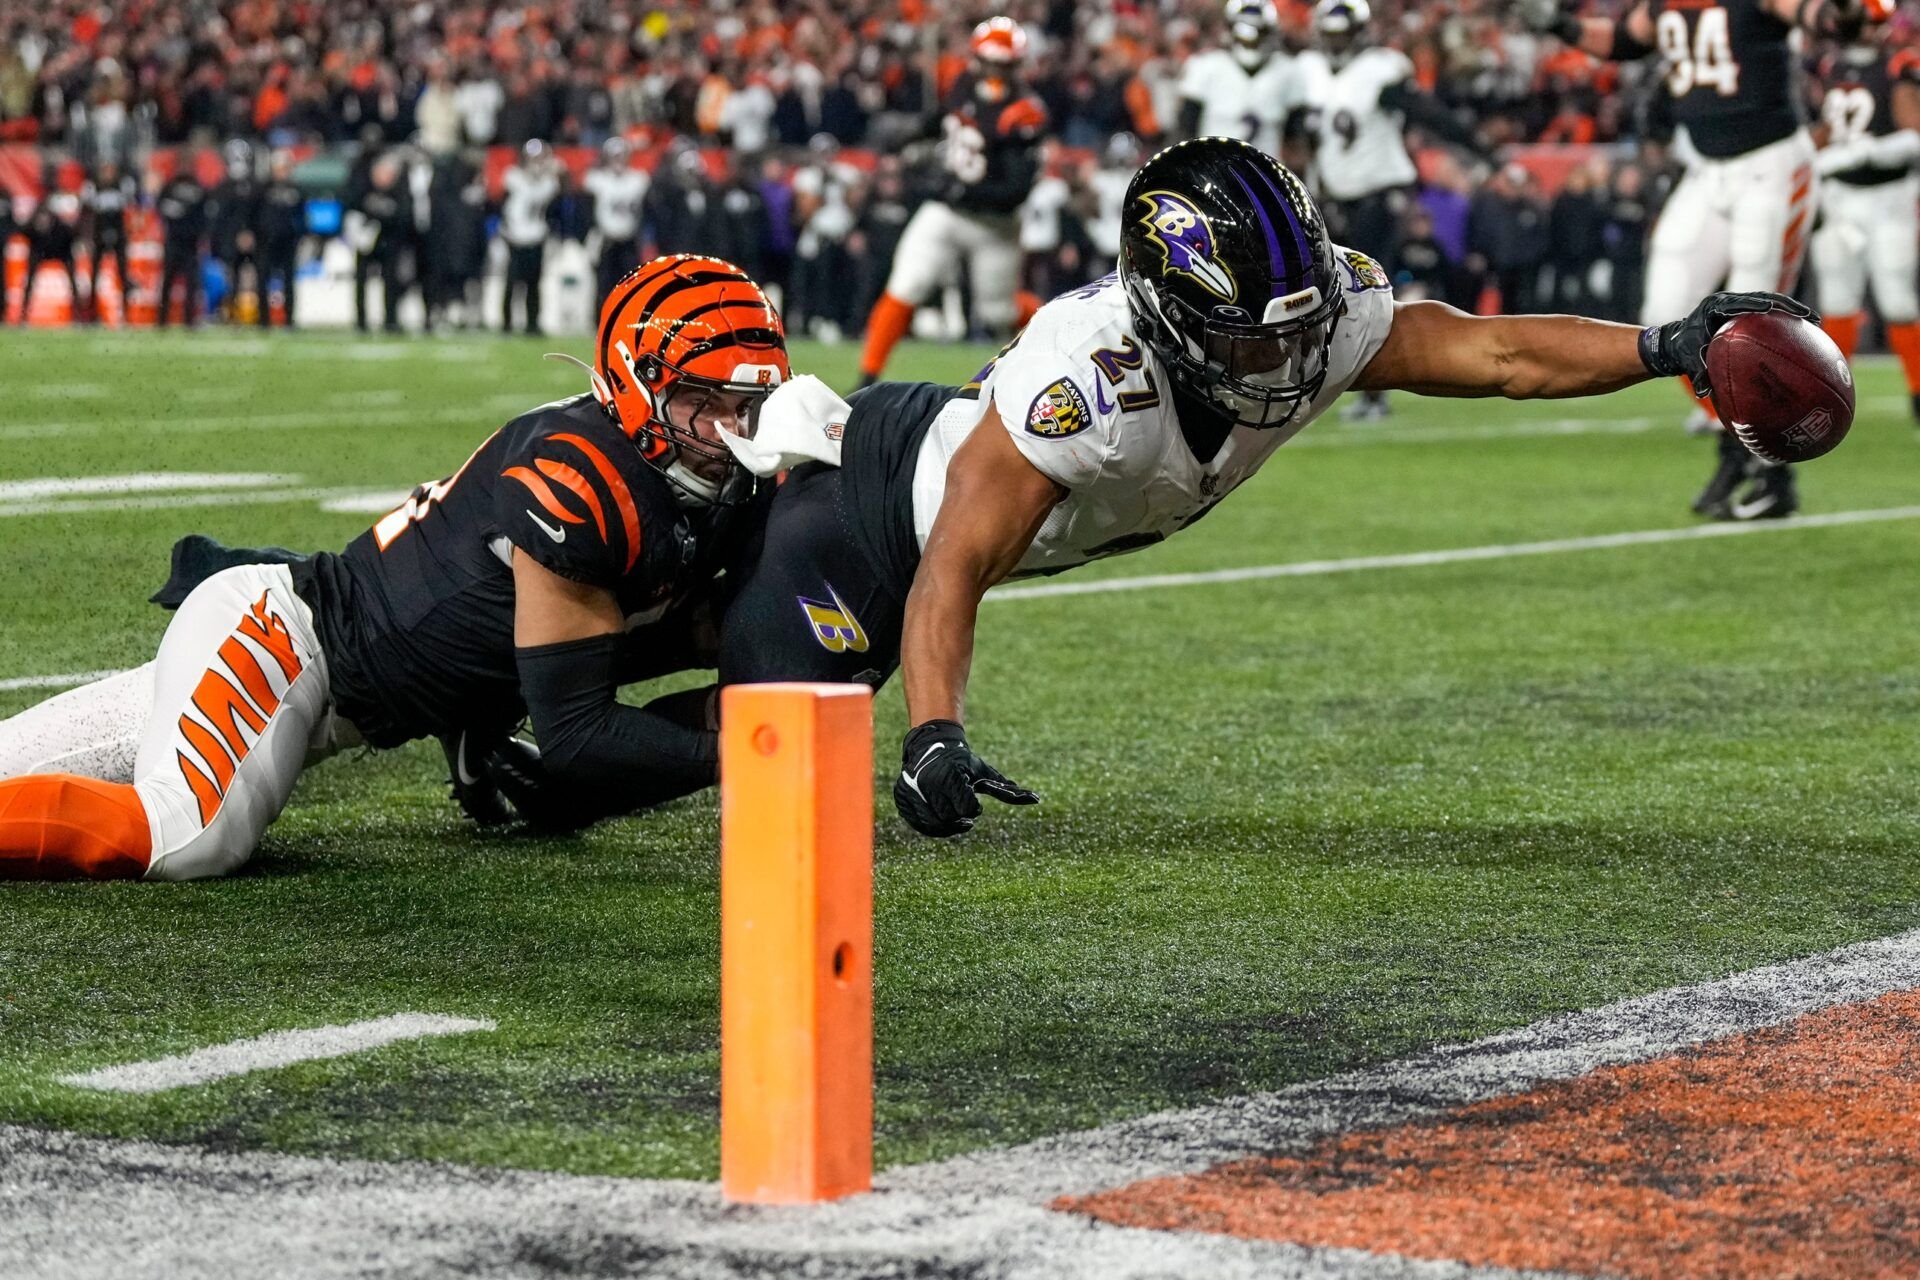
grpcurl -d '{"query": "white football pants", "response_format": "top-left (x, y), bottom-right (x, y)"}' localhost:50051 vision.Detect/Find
top-left (882, 201), bottom-right (1022, 327)
top-left (1810, 174), bottom-right (1920, 324)
top-left (1642, 130), bottom-right (1818, 326)
top-left (0, 564), bottom-right (347, 880)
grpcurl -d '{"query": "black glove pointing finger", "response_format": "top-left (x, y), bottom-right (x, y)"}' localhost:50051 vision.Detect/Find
top-left (892, 719), bottom-right (1039, 838)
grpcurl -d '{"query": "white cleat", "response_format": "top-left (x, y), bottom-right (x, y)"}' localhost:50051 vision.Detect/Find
top-left (1683, 406), bottom-right (1718, 436)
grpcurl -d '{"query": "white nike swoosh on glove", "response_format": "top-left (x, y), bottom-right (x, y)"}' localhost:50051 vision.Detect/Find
top-left (527, 510), bottom-right (567, 543)
top-left (899, 741), bottom-right (948, 799)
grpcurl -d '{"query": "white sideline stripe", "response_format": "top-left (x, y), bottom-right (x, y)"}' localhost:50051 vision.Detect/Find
top-left (0, 485), bottom-right (406, 519)
top-left (0, 472), bottom-right (296, 501)
top-left (1298, 415), bottom-right (1659, 447)
top-left (0, 669), bottom-right (125, 692)
top-left (989, 505), bottom-right (1920, 602)
top-left (11, 928), bottom-right (1920, 1278)
top-left (0, 392), bottom-right (542, 440)
top-left (58, 1014), bottom-right (496, 1094)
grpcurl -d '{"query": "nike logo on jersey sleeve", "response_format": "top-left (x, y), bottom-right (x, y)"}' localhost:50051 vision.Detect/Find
top-left (527, 510), bottom-right (567, 543)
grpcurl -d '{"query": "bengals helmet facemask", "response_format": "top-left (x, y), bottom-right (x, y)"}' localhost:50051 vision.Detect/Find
top-left (580, 255), bottom-right (790, 508)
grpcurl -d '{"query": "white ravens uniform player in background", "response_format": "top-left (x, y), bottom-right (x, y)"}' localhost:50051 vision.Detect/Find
top-left (1295, 0), bottom-right (1485, 421)
top-left (1525, 0), bottom-right (1890, 518)
top-left (1811, 36), bottom-right (1920, 419)
top-left (710, 139), bottom-right (1811, 839)
top-left (1177, 0), bottom-right (1298, 155)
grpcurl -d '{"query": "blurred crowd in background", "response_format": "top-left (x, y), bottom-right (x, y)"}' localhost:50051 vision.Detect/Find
top-left (0, 0), bottom-right (1817, 331)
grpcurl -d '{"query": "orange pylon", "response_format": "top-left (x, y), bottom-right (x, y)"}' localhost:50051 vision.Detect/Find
top-left (719, 683), bottom-right (873, 1203)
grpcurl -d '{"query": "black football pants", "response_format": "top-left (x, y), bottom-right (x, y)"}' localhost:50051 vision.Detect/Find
top-left (718, 464), bottom-right (906, 690)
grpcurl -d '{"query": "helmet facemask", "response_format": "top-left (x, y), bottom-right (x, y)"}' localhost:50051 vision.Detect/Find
top-left (619, 350), bottom-right (780, 508)
top-left (1124, 264), bottom-right (1345, 430)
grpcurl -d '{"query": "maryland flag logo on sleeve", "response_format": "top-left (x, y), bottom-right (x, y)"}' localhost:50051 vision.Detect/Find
top-left (1341, 249), bottom-right (1390, 292)
top-left (1026, 377), bottom-right (1092, 439)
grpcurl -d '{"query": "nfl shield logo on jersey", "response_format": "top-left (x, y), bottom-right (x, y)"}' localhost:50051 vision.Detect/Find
top-left (1027, 378), bottom-right (1093, 438)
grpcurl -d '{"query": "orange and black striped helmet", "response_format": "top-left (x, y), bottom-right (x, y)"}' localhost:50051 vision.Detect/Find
top-left (592, 254), bottom-right (789, 505)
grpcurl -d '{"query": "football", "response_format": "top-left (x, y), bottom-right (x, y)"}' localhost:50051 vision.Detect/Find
top-left (1704, 311), bottom-right (1855, 464)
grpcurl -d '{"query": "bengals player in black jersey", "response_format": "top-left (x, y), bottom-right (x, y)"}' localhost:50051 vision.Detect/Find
top-left (856, 16), bottom-right (1049, 387)
top-left (1525, 0), bottom-right (1890, 519)
top-left (0, 256), bottom-right (787, 880)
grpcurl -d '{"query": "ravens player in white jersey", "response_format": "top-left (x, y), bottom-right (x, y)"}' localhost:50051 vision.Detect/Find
top-left (708, 139), bottom-right (1811, 838)
top-left (1178, 0), bottom-right (1298, 155)
top-left (1295, 0), bottom-right (1484, 421)
top-left (1524, 0), bottom-right (1889, 518)
top-left (1811, 36), bottom-right (1920, 420)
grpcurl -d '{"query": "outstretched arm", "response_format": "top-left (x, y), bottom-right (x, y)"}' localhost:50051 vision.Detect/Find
top-left (1354, 302), bottom-right (1648, 398)
top-left (892, 401), bottom-right (1061, 836)
top-left (1356, 293), bottom-right (1815, 400)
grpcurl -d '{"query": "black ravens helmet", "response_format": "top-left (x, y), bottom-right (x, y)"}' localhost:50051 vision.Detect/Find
top-left (1118, 137), bottom-right (1346, 429)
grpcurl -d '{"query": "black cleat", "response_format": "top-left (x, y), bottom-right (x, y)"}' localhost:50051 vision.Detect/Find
top-left (1728, 462), bottom-right (1798, 521)
top-left (1691, 430), bottom-right (1749, 519)
top-left (855, 371), bottom-right (880, 392)
top-left (1909, 392), bottom-right (1920, 426)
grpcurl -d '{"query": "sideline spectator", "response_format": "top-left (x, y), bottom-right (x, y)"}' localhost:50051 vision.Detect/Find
top-left (255, 151), bottom-right (306, 328)
top-left (155, 156), bottom-right (210, 327)
top-left (82, 161), bottom-right (139, 324)
top-left (500, 139), bottom-right (559, 336)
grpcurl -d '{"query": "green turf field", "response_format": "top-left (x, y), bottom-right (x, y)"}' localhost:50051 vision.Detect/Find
top-left (0, 327), bottom-right (1916, 1178)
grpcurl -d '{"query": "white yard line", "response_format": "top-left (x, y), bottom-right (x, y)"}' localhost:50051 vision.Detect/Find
top-left (0, 393), bottom-right (539, 440)
top-left (0, 472), bottom-right (296, 501)
top-left (1300, 415), bottom-right (1660, 447)
top-left (989, 505), bottom-right (1920, 602)
top-left (0, 669), bottom-right (126, 693)
top-left (59, 1014), bottom-right (497, 1094)
top-left (0, 485), bottom-right (406, 520)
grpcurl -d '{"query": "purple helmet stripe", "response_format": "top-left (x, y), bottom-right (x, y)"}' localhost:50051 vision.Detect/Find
top-left (1229, 168), bottom-right (1290, 295)
top-left (1247, 159), bottom-right (1316, 285)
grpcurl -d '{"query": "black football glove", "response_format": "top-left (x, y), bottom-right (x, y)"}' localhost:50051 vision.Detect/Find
top-left (442, 729), bottom-right (516, 827)
top-left (1639, 291), bottom-right (1817, 399)
top-left (892, 720), bottom-right (1039, 838)
top-left (481, 736), bottom-right (599, 834)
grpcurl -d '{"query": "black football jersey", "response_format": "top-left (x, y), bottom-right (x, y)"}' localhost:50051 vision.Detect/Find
top-left (941, 77), bottom-right (1049, 216)
top-left (293, 394), bottom-right (761, 747)
top-left (1819, 47), bottom-right (1920, 185)
top-left (1647, 0), bottom-right (1801, 158)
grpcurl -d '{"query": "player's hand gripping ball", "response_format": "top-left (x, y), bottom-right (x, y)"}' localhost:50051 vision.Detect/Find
top-left (1705, 310), bottom-right (1855, 464)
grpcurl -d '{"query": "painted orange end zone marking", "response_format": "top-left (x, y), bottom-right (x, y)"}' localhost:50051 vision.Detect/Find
top-left (1061, 990), bottom-right (1920, 1280)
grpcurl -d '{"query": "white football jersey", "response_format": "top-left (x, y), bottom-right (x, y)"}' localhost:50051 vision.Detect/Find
top-left (584, 166), bottom-right (649, 241)
top-left (1296, 47), bottom-right (1418, 201)
top-left (910, 257), bottom-right (1395, 577)
top-left (1179, 47), bottom-right (1300, 156)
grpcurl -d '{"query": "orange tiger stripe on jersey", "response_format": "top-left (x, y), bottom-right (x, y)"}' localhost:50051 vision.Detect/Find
top-left (533, 458), bottom-right (610, 541)
top-left (178, 714), bottom-right (238, 793)
top-left (177, 750), bottom-right (225, 827)
top-left (503, 465), bottom-right (587, 526)
top-left (1891, 47), bottom-right (1920, 78)
top-left (218, 634), bottom-right (281, 718)
top-left (548, 432), bottom-right (642, 571)
top-left (237, 594), bottom-right (304, 683)
top-left (191, 669), bottom-right (267, 761)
